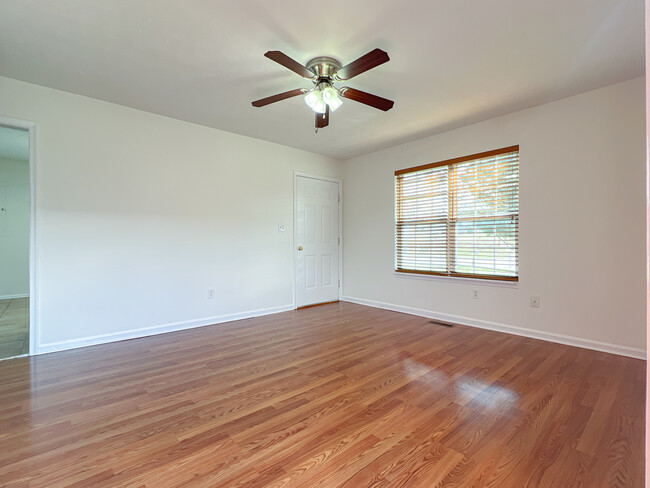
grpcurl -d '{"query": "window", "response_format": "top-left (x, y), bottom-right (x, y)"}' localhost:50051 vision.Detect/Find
top-left (395, 145), bottom-right (519, 281)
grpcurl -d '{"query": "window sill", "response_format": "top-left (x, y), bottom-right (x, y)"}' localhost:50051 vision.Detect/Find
top-left (393, 271), bottom-right (519, 288)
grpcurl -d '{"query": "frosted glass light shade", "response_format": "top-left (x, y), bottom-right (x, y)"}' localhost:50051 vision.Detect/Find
top-left (304, 89), bottom-right (326, 114)
top-left (322, 85), bottom-right (343, 111)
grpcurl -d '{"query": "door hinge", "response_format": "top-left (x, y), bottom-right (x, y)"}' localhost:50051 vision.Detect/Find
top-left (338, 280), bottom-right (341, 288)
top-left (338, 194), bottom-right (340, 203)
top-left (338, 237), bottom-right (341, 245)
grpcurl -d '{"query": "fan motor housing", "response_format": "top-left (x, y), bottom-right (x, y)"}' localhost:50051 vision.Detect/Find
top-left (306, 56), bottom-right (342, 79)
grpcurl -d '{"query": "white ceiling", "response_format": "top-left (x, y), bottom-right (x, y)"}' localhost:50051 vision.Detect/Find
top-left (0, 0), bottom-right (644, 160)
top-left (0, 126), bottom-right (29, 161)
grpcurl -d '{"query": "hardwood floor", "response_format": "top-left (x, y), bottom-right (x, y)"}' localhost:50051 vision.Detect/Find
top-left (0, 302), bottom-right (644, 487)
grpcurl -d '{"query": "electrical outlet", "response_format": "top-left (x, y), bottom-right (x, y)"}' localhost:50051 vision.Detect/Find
top-left (473, 289), bottom-right (479, 299)
top-left (208, 288), bottom-right (216, 299)
top-left (278, 224), bottom-right (285, 232)
top-left (530, 296), bottom-right (540, 308)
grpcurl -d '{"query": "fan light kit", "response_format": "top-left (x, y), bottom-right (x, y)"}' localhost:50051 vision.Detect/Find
top-left (252, 49), bottom-right (394, 131)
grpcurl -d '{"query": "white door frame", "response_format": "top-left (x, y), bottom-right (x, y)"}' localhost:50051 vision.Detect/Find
top-left (0, 115), bottom-right (39, 356)
top-left (293, 172), bottom-right (343, 308)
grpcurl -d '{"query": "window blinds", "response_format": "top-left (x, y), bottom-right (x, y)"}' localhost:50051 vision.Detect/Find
top-left (395, 146), bottom-right (519, 281)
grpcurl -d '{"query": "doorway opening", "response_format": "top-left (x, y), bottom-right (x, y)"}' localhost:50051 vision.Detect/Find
top-left (0, 124), bottom-right (31, 359)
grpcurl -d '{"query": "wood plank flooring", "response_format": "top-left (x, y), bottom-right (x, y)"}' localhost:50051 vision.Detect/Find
top-left (0, 302), bottom-right (644, 487)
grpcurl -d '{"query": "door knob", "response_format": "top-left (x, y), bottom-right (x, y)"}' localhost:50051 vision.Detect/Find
top-left (298, 246), bottom-right (304, 251)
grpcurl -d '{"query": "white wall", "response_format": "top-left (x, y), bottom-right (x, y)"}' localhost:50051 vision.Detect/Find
top-left (0, 73), bottom-right (644, 357)
top-left (0, 76), bottom-right (342, 352)
top-left (0, 157), bottom-right (29, 298)
top-left (343, 77), bottom-right (646, 357)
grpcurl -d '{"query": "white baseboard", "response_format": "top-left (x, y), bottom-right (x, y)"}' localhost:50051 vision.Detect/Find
top-left (342, 296), bottom-right (646, 360)
top-left (37, 304), bottom-right (294, 355)
top-left (0, 293), bottom-right (29, 300)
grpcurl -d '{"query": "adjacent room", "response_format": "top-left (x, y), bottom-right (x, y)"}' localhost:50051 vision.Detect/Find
top-left (0, 1), bottom-right (646, 487)
top-left (0, 126), bottom-right (30, 359)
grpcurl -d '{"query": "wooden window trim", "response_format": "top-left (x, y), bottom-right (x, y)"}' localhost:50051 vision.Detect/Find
top-left (395, 269), bottom-right (519, 282)
top-left (394, 145), bottom-right (519, 176)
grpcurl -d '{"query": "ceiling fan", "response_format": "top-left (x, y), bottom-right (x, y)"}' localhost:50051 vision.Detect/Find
top-left (251, 48), bottom-right (394, 130)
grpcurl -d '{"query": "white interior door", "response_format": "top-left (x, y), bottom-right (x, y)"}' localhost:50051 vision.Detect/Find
top-left (295, 175), bottom-right (340, 307)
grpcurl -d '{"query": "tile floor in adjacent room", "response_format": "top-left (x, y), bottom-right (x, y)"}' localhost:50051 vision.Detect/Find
top-left (0, 298), bottom-right (29, 359)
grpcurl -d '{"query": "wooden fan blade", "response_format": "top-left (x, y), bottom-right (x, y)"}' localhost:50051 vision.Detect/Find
top-left (264, 51), bottom-right (315, 79)
top-left (252, 89), bottom-right (305, 107)
top-left (315, 106), bottom-right (330, 128)
top-left (334, 48), bottom-right (389, 81)
top-left (339, 87), bottom-right (394, 111)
